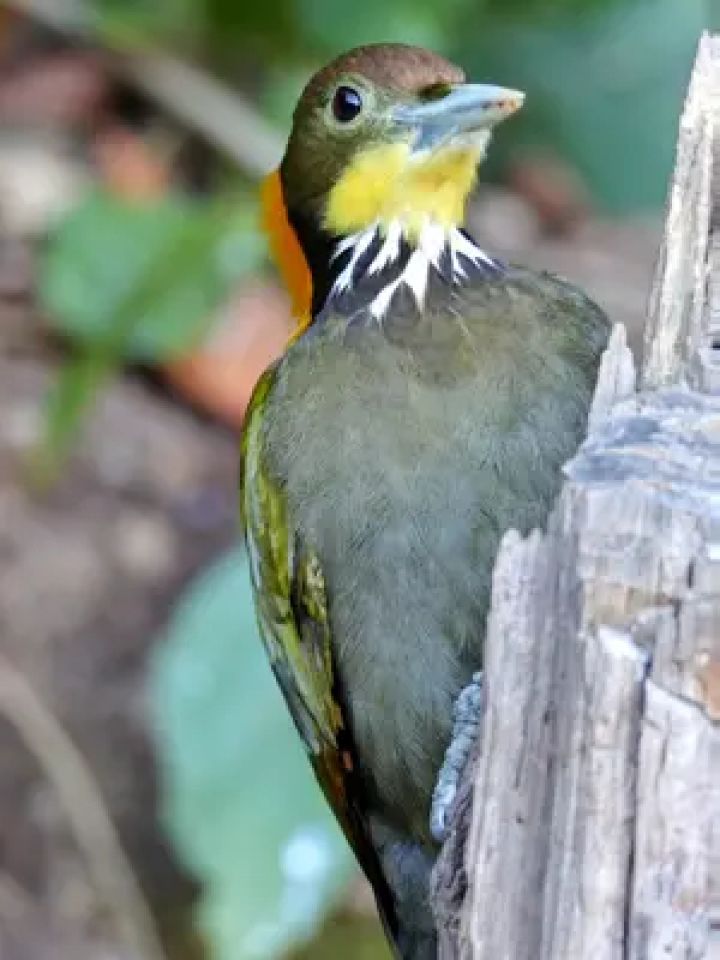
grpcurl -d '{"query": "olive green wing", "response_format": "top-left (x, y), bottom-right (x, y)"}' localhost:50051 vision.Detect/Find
top-left (239, 367), bottom-right (397, 935)
top-left (240, 368), bottom-right (345, 801)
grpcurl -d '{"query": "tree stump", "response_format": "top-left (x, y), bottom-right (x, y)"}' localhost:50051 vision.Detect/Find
top-left (432, 32), bottom-right (720, 960)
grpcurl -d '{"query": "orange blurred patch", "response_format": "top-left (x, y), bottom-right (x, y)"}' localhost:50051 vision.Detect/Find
top-left (260, 169), bottom-right (312, 335)
top-left (162, 280), bottom-right (292, 428)
top-left (93, 126), bottom-right (171, 200)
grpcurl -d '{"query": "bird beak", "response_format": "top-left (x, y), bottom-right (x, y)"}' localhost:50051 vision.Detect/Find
top-left (393, 83), bottom-right (525, 151)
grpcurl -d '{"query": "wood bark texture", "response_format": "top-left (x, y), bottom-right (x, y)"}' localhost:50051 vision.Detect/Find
top-left (432, 32), bottom-right (720, 960)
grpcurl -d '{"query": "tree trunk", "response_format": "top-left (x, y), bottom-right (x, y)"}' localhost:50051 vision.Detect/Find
top-left (432, 32), bottom-right (720, 960)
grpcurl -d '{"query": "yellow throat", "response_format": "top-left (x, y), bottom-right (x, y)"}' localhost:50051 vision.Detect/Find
top-left (324, 141), bottom-right (483, 242)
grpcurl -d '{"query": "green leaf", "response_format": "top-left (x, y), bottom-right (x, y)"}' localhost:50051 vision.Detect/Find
top-left (35, 190), bottom-right (263, 473)
top-left (41, 190), bottom-right (262, 360)
top-left (150, 549), bottom-right (355, 960)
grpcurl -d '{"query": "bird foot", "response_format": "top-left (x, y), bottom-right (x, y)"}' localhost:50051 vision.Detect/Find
top-left (430, 671), bottom-right (484, 843)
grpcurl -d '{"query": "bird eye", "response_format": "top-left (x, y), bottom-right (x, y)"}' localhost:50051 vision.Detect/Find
top-left (332, 86), bottom-right (363, 124)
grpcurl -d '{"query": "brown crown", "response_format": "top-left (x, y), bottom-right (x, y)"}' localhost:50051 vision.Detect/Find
top-left (298, 43), bottom-right (465, 110)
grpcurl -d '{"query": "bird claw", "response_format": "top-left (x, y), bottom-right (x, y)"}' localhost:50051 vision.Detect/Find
top-left (430, 671), bottom-right (484, 843)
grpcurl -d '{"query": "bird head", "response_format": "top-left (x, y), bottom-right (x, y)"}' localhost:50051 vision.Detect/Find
top-left (261, 44), bottom-right (524, 331)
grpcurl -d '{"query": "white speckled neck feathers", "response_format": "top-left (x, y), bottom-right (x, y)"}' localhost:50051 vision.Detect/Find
top-left (327, 220), bottom-right (503, 320)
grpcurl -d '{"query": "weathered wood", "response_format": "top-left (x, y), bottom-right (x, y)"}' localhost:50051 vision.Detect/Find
top-left (433, 32), bottom-right (720, 960)
top-left (644, 33), bottom-right (720, 391)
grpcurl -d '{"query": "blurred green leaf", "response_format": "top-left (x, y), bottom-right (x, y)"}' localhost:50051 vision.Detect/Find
top-left (41, 191), bottom-right (262, 360)
top-left (36, 190), bottom-right (262, 471)
top-left (150, 549), bottom-right (356, 960)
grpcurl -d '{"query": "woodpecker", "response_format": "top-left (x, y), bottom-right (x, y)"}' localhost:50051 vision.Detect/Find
top-left (241, 43), bottom-right (610, 959)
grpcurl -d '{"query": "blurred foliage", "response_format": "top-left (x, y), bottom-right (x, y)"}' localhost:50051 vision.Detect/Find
top-left (42, 191), bottom-right (261, 360)
top-left (37, 190), bottom-right (262, 473)
top-left (93, 0), bottom-right (630, 61)
top-left (150, 549), bottom-right (356, 960)
top-left (91, 0), bottom-right (710, 212)
top-left (463, 0), bottom-right (710, 211)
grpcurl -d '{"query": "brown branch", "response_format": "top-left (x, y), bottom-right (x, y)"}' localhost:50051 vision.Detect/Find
top-left (4, 0), bottom-right (284, 177)
top-left (0, 653), bottom-right (167, 960)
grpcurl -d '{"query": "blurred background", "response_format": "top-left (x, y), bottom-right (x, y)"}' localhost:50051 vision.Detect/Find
top-left (0, 0), bottom-right (715, 958)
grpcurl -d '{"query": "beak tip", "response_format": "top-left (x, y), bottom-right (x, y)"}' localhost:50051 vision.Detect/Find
top-left (392, 82), bottom-right (526, 146)
top-left (503, 89), bottom-right (526, 115)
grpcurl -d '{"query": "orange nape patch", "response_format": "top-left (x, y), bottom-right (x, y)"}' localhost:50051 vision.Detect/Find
top-left (260, 169), bottom-right (312, 338)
